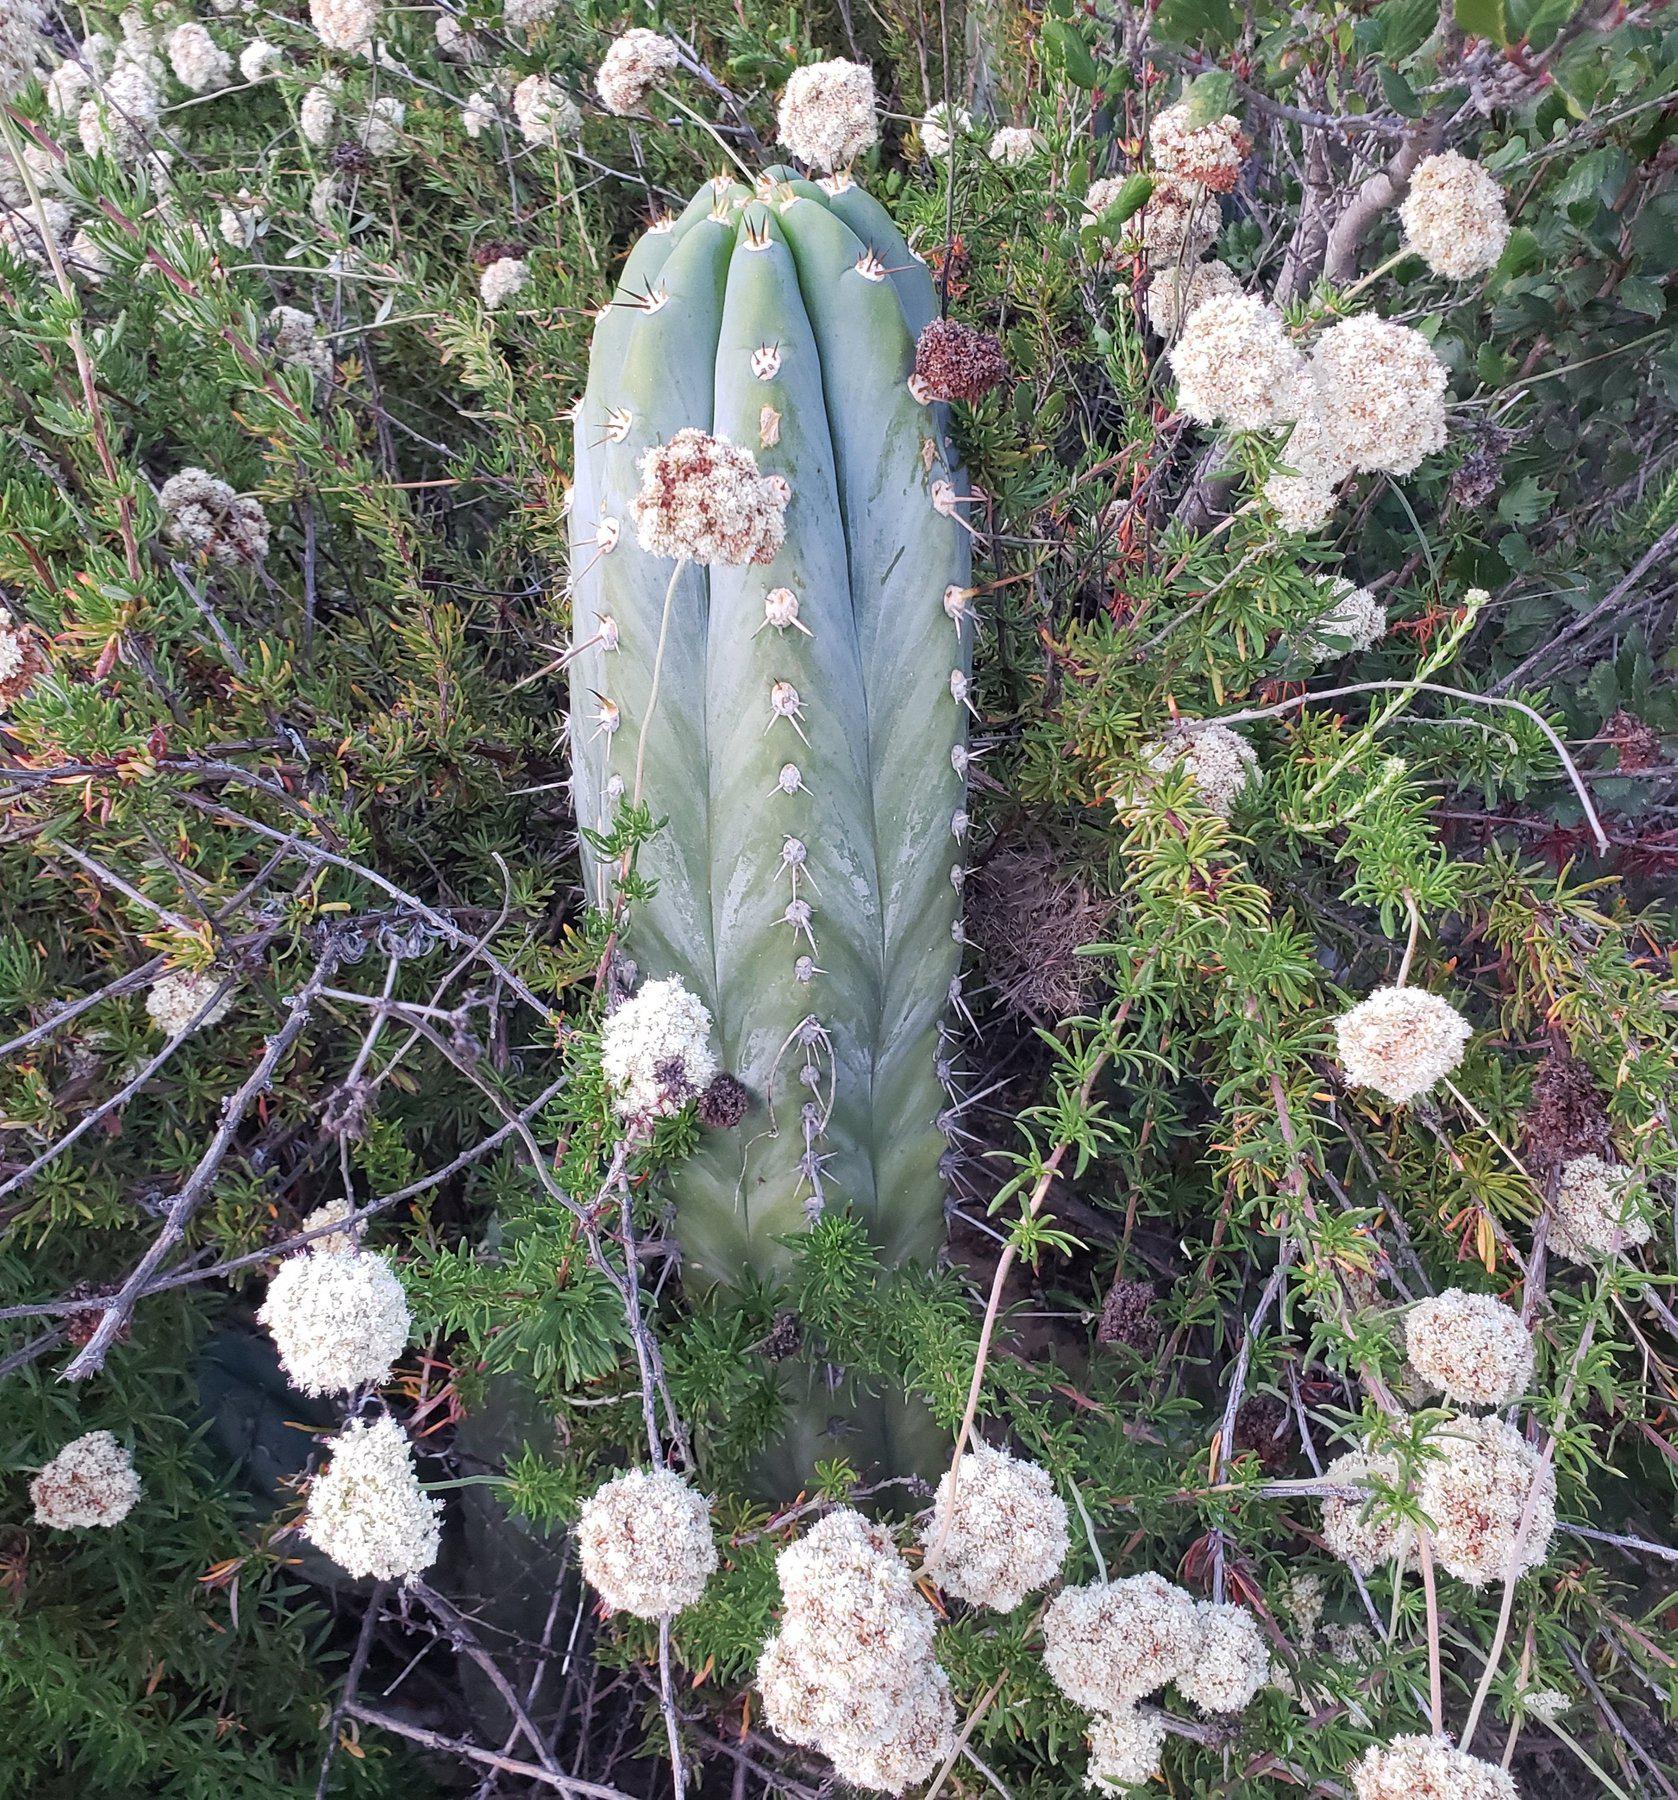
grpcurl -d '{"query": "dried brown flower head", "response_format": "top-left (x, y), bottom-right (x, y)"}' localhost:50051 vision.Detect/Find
top-left (913, 318), bottom-right (1010, 404)
top-left (697, 1072), bottom-right (750, 1129)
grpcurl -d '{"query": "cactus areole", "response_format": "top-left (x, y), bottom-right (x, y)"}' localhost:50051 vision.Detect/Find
top-left (568, 170), bottom-right (972, 1287)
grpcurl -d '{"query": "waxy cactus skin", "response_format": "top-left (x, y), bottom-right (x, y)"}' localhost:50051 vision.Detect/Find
top-left (569, 171), bottom-right (972, 1287)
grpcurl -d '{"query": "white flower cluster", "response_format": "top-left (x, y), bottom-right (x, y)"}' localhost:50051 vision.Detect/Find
top-left (1042, 1573), bottom-right (1199, 1712)
top-left (1334, 986), bottom-right (1471, 1104)
top-left (988, 125), bottom-right (1040, 167)
top-left (0, 196), bottom-right (68, 267)
top-left (356, 95), bottom-right (406, 158)
top-left (1420, 1415), bottom-right (1555, 1586)
top-left (1264, 400), bottom-right (1348, 531)
top-left (595, 28), bottom-right (679, 115)
top-left (1399, 151), bottom-right (1510, 281)
top-left (462, 85), bottom-right (500, 137)
top-left (576, 1467), bottom-right (717, 1618)
top-left (1320, 1447), bottom-right (1408, 1571)
top-left (311, 0), bottom-right (379, 54)
top-left (1352, 1734), bottom-right (1519, 1800)
top-left (1145, 256), bottom-right (1238, 339)
top-left (503, 0), bottom-right (560, 27)
top-left (600, 975), bottom-right (719, 1120)
top-left (301, 1196), bottom-right (363, 1254)
top-left (920, 102), bottom-right (972, 158)
top-left (918, 1441), bottom-right (1069, 1611)
top-left (1136, 176), bottom-right (1222, 262)
top-left (776, 58), bottom-right (878, 172)
top-left (257, 1241), bottom-right (411, 1397)
top-left (1149, 100), bottom-right (1248, 193)
top-left (303, 1415), bottom-right (441, 1580)
top-left (0, 0), bottom-right (46, 97)
top-left (145, 968), bottom-right (232, 1036)
top-left (1307, 314), bottom-right (1450, 477)
top-left (1170, 293), bottom-right (1305, 430)
top-left (30, 1430), bottom-right (141, 1530)
top-left (1175, 1600), bottom-right (1271, 1713)
top-left (513, 73), bottom-right (581, 146)
top-left (72, 20), bottom-right (166, 165)
top-left (167, 22), bottom-right (231, 94)
top-left (0, 603), bottom-right (42, 709)
top-left (240, 38), bottom-right (282, 81)
top-left (632, 428), bottom-right (789, 565)
top-left (160, 468), bottom-right (270, 567)
top-left (758, 1509), bottom-right (954, 1796)
top-left (300, 77), bottom-right (341, 145)
top-left (1084, 1705), bottom-right (1167, 1793)
top-left (218, 189), bottom-right (265, 249)
top-left (1405, 1290), bottom-right (1534, 1407)
top-left (1133, 723), bottom-right (1258, 818)
top-left (479, 255), bottom-right (530, 311)
top-left (1303, 576), bottom-right (1387, 661)
top-left (1550, 1153), bottom-right (1651, 1261)
top-left (269, 304), bottom-right (334, 387)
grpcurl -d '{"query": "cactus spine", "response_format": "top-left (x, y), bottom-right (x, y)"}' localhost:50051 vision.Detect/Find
top-left (569, 172), bottom-right (971, 1287)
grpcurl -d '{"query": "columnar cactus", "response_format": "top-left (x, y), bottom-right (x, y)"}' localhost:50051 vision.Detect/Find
top-left (568, 169), bottom-right (972, 1286)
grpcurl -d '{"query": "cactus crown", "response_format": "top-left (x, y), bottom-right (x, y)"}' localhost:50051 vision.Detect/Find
top-left (569, 169), bottom-right (972, 1284)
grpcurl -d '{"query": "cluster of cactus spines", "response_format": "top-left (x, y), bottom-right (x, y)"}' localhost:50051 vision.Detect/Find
top-left (568, 169), bottom-right (972, 1285)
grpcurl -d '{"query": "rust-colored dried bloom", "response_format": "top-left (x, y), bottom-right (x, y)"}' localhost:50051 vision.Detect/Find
top-left (576, 1467), bottom-right (717, 1618)
top-left (631, 429), bottom-right (789, 565)
top-left (1085, 1705), bottom-right (1167, 1793)
top-left (697, 1072), bottom-right (750, 1128)
top-left (1549, 1153), bottom-right (1652, 1262)
top-left (31, 1430), bottom-right (140, 1529)
top-left (1399, 151), bottom-right (1510, 280)
top-left (1098, 1277), bottom-right (1157, 1350)
top-left (1521, 1048), bottom-right (1612, 1176)
top-left (1149, 100), bottom-right (1249, 193)
top-left (920, 1441), bottom-right (1070, 1612)
top-left (1042, 1574), bottom-right (1199, 1711)
top-left (1334, 986), bottom-right (1471, 1104)
top-left (913, 318), bottom-right (1010, 403)
top-left (1405, 1290), bottom-right (1533, 1408)
top-left (1420, 1415), bottom-right (1555, 1586)
top-left (1353, 1736), bottom-right (1518, 1800)
top-left (776, 58), bottom-right (877, 172)
top-left (595, 28), bottom-right (679, 115)
top-left (1602, 708), bottom-right (1662, 773)
top-left (1320, 1447), bottom-right (1409, 1571)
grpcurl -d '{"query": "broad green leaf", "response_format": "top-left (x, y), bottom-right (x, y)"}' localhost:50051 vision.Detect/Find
top-left (1454, 0), bottom-right (1509, 43)
top-left (1180, 69), bottom-right (1239, 127)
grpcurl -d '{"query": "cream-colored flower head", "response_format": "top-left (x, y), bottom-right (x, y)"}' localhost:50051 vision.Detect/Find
top-left (303, 1415), bottom-right (441, 1580)
top-left (310, 0), bottom-right (378, 53)
top-left (462, 86), bottom-right (499, 137)
top-left (159, 468), bottom-right (270, 567)
top-left (356, 95), bottom-right (405, 157)
top-left (1320, 1446), bottom-right (1409, 1571)
top-left (479, 255), bottom-right (530, 311)
top-left (0, 0), bottom-right (47, 97)
top-left (1399, 151), bottom-right (1510, 281)
top-left (1352, 1735), bottom-right (1518, 1800)
top-left (988, 125), bottom-right (1041, 167)
top-left (0, 197), bottom-right (69, 266)
top-left (595, 28), bottom-right (679, 115)
top-left (167, 22), bottom-right (231, 92)
top-left (300, 1196), bottom-right (363, 1255)
top-left (824, 1664), bottom-right (956, 1796)
top-left (1170, 293), bottom-right (1306, 430)
top-left (600, 975), bottom-right (719, 1120)
top-left (576, 1467), bottom-right (717, 1618)
top-left (919, 1440), bottom-right (1069, 1611)
top-left (631, 428), bottom-right (789, 564)
top-left (513, 73), bottom-right (580, 145)
top-left (31, 1430), bottom-right (141, 1529)
top-left (1042, 1573), bottom-right (1199, 1711)
top-left (299, 78), bottom-right (340, 145)
top-left (269, 305), bottom-right (333, 387)
top-left (1420, 1415), bottom-right (1555, 1586)
top-left (1133, 723), bottom-right (1258, 819)
top-left (240, 37), bottom-right (282, 81)
top-left (776, 59), bottom-right (878, 171)
top-left (258, 1244), bottom-right (410, 1396)
top-left (1334, 986), bottom-right (1471, 1104)
top-left (503, 0), bottom-right (559, 27)
top-left (920, 102), bottom-right (971, 158)
top-left (1264, 395), bottom-right (1353, 529)
top-left (1149, 100), bottom-right (1247, 192)
top-left (1405, 1290), bottom-right (1533, 1408)
top-left (1145, 257), bottom-right (1239, 339)
top-left (1174, 1600), bottom-right (1269, 1713)
top-left (1084, 1705), bottom-right (1167, 1793)
top-left (1550, 1153), bottom-right (1651, 1261)
top-left (1309, 315), bottom-right (1449, 476)
top-left (0, 604), bottom-right (43, 709)
top-left (46, 57), bottom-right (93, 117)
top-left (145, 968), bottom-right (232, 1036)
top-left (1136, 174), bottom-right (1222, 261)
top-left (218, 190), bottom-right (265, 250)
top-left (1303, 576), bottom-right (1386, 661)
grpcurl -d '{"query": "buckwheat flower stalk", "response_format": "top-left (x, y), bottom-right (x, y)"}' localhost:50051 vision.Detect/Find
top-left (1303, 576), bottom-right (1387, 660)
top-left (1135, 174), bottom-right (1222, 261)
top-left (1169, 293), bottom-right (1306, 429)
top-left (1174, 1600), bottom-right (1270, 1713)
top-left (0, 0), bottom-right (46, 96)
top-left (600, 975), bottom-right (719, 1120)
top-left (1405, 1290), bottom-right (1534, 1408)
top-left (166, 22), bottom-right (231, 93)
top-left (631, 429), bottom-right (789, 565)
top-left (239, 38), bottom-right (281, 81)
top-left (1352, 1735), bottom-right (1518, 1800)
top-left (775, 57), bottom-right (877, 170)
top-left (1420, 1415), bottom-right (1555, 1586)
top-left (257, 1243), bottom-right (411, 1397)
top-left (594, 28), bottom-right (679, 115)
top-left (919, 1440), bottom-right (1070, 1611)
top-left (1549, 1153), bottom-right (1651, 1261)
top-left (1084, 1705), bottom-right (1167, 1793)
top-left (145, 969), bottom-right (232, 1036)
top-left (31, 1430), bottom-right (141, 1529)
top-left (1309, 314), bottom-right (1450, 476)
top-left (159, 468), bottom-right (270, 567)
top-left (1149, 99), bottom-right (1248, 192)
top-left (576, 1467), bottom-right (717, 1618)
top-left (1399, 151), bottom-right (1511, 280)
top-left (1041, 1573), bottom-right (1199, 1711)
top-left (0, 603), bottom-right (45, 710)
top-left (268, 305), bottom-right (333, 387)
top-left (303, 1415), bottom-right (441, 1581)
top-left (1334, 986), bottom-right (1471, 1104)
